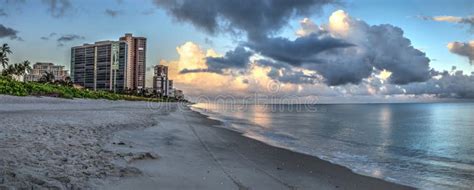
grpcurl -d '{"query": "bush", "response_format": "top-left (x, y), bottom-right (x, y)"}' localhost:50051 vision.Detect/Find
top-left (0, 76), bottom-right (171, 102)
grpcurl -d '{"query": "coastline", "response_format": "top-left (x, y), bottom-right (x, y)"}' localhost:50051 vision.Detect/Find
top-left (0, 96), bottom-right (414, 189)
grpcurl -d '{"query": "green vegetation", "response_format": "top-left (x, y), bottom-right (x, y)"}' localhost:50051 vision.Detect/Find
top-left (0, 75), bottom-right (176, 102)
top-left (0, 43), bottom-right (181, 102)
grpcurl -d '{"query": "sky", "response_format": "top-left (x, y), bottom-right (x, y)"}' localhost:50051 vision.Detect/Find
top-left (1, 0), bottom-right (473, 102)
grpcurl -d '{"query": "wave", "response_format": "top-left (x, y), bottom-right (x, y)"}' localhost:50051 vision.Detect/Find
top-left (190, 104), bottom-right (474, 190)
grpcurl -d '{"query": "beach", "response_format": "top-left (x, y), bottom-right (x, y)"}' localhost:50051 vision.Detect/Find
top-left (0, 96), bottom-right (412, 190)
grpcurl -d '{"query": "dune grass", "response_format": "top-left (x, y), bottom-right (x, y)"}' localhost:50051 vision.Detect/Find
top-left (0, 76), bottom-right (173, 102)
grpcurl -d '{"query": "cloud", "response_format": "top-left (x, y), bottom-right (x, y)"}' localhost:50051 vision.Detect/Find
top-left (252, 10), bottom-right (431, 86)
top-left (296, 18), bottom-right (321, 37)
top-left (447, 41), bottom-right (474, 65)
top-left (420, 15), bottom-right (474, 32)
top-left (40, 32), bottom-right (57, 40)
top-left (206, 46), bottom-right (253, 70)
top-left (0, 9), bottom-right (7, 17)
top-left (160, 42), bottom-right (251, 96)
top-left (266, 67), bottom-right (319, 84)
top-left (154, 2), bottom-right (472, 99)
top-left (56, 34), bottom-right (85, 46)
top-left (152, 0), bottom-right (335, 39)
top-left (155, 3), bottom-right (431, 86)
top-left (304, 10), bottom-right (432, 85)
top-left (0, 24), bottom-right (20, 40)
top-left (105, 9), bottom-right (124, 17)
top-left (403, 70), bottom-right (474, 99)
top-left (247, 34), bottom-right (353, 66)
top-left (41, 0), bottom-right (71, 18)
top-left (167, 42), bottom-right (474, 99)
top-left (180, 46), bottom-right (253, 74)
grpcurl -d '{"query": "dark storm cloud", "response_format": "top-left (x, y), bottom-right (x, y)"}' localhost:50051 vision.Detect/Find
top-left (152, 0), bottom-right (335, 39)
top-left (364, 24), bottom-right (432, 84)
top-left (247, 34), bottom-right (353, 66)
top-left (301, 17), bottom-right (432, 86)
top-left (155, 1), bottom-right (433, 90)
top-left (180, 46), bottom-right (253, 74)
top-left (257, 59), bottom-right (321, 85)
top-left (206, 46), bottom-right (253, 69)
top-left (41, 0), bottom-right (71, 18)
top-left (105, 9), bottom-right (124, 17)
top-left (267, 67), bottom-right (318, 84)
top-left (308, 56), bottom-right (374, 86)
top-left (0, 24), bottom-right (20, 40)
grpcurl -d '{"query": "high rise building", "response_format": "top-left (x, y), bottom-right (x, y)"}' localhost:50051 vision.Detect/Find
top-left (70, 41), bottom-right (128, 92)
top-left (153, 65), bottom-right (170, 96)
top-left (25, 62), bottom-right (69, 82)
top-left (119, 33), bottom-right (146, 90)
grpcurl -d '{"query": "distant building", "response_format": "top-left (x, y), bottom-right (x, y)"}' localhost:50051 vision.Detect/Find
top-left (153, 65), bottom-right (168, 96)
top-left (70, 41), bottom-right (128, 92)
top-left (168, 80), bottom-right (174, 97)
top-left (119, 33), bottom-right (146, 90)
top-left (152, 65), bottom-right (183, 98)
top-left (25, 62), bottom-right (69, 82)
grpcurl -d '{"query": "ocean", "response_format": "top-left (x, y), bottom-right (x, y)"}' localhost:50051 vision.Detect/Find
top-left (191, 103), bottom-right (474, 190)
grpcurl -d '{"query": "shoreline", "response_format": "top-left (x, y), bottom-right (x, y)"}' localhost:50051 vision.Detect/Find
top-left (100, 100), bottom-right (414, 189)
top-left (187, 105), bottom-right (415, 189)
top-left (188, 105), bottom-right (415, 188)
top-left (0, 96), bottom-right (414, 189)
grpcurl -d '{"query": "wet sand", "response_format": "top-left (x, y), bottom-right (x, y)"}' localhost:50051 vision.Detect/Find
top-left (0, 96), bottom-right (414, 189)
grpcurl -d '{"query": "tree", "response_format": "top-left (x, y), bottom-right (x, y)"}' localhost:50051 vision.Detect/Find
top-left (39, 71), bottom-right (55, 83)
top-left (17, 61), bottom-right (31, 81)
top-left (1, 64), bottom-right (16, 77)
top-left (0, 43), bottom-right (12, 69)
top-left (1, 61), bottom-right (32, 81)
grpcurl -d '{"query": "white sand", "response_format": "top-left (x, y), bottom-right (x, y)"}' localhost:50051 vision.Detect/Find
top-left (0, 96), bottom-right (412, 190)
top-left (0, 96), bottom-right (163, 189)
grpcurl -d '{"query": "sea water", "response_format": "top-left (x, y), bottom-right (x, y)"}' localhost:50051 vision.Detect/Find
top-left (191, 103), bottom-right (474, 189)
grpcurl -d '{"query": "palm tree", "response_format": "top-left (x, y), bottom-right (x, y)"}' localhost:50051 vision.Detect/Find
top-left (1, 64), bottom-right (15, 77)
top-left (39, 71), bottom-right (55, 83)
top-left (23, 61), bottom-right (32, 73)
top-left (16, 61), bottom-right (31, 81)
top-left (0, 43), bottom-right (12, 69)
top-left (0, 61), bottom-right (31, 80)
